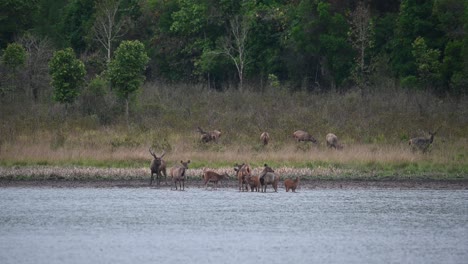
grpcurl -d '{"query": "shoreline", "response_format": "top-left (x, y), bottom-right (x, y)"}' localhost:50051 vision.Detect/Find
top-left (1, 179), bottom-right (467, 190)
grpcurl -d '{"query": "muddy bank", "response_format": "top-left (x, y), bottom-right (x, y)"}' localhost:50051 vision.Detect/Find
top-left (0, 166), bottom-right (466, 189)
top-left (1, 178), bottom-right (467, 189)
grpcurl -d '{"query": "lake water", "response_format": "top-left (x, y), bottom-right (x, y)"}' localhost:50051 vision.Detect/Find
top-left (0, 187), bottom-right (467, 264)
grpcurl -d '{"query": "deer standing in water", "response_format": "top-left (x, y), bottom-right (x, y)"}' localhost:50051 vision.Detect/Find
top-left (149, 148), bottom-right (167, 186)
top-left (246, 174), bottom-right (261, 192)
top-left (284, 177), bottom-right (300, 192)
top-left (170, 160), bottom-right (190, 190)
top-left (234, 163), bottom-right (251, 192)
top-left (203, 170), bottom-right (229, 190)
top-left (259, 164), bottom-right (279, 193)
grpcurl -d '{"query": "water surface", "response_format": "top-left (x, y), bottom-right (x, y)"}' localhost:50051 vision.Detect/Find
top-left (0, 187), bottom-right (467, 264)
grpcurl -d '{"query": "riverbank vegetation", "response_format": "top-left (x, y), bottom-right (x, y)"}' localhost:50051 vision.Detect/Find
top-left (1, 84), bottom-right (467, 180)
top-left (1, 1), bottom-right (467, 181)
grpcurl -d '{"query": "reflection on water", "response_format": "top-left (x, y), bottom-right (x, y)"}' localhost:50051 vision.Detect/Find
top-left (0, 187), bottom-right (467, 264)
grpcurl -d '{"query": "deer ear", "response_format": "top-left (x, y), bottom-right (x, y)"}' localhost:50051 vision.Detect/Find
top-left (180, 160), bottom-right (183, 163)
top-left (188, 160), bottom-right (191, 163)
top-left (264, 164), bottom-right (268, 167)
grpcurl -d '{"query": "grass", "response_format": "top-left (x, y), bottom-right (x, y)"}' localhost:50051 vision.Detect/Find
top-left (0, 134), bottom-right (467, 181)
top-left (0, 83), bottom-right (467, 181)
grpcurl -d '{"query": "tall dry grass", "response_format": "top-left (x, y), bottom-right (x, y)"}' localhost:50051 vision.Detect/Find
top-left (0, 83), bottom-right (467, 179)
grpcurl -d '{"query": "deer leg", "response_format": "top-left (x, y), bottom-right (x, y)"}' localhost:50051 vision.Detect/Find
top-left (163, 170), bottom-right (167, 185)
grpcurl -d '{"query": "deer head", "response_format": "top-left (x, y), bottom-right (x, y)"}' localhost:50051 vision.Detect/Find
top-left (149, 148), bottom-right (165, 162)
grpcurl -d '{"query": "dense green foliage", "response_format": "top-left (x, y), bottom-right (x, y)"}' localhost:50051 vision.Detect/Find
top-left (109, 40), bottom-right (149, 100)
top-left (0, 0), bottom-right (466, 95)
top-left (108, 40), bottom-right (149, 123)
top-left (48, 48), bottom-right (86, 105)
top-left (1, 43), bottom-right (26, 70)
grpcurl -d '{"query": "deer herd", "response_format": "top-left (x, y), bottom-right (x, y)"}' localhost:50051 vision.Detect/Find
top-left (150, 127), bottom-right (440, 191)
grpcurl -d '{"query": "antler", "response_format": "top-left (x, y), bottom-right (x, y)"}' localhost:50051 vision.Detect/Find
top-left (160, 150), bottom-right (166, 158)
top-left (149, 147), bottom-right (157, 158)
top-left (197, 127), bottom-right (206, 134)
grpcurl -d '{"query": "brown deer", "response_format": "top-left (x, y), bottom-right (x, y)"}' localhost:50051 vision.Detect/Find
top-left (293, 130), bottom-right (317, 143)
top-left (210, 129), bottom-right (222, 141)
top-left (245, 174), bottom-right (261, 192)
top-left (326, 133), bottom-right (343, 150)
top-left (203, 170), bottom-right (229, 189)
top-left (409, 129), bottom-right (439, 153)
top-left (260, 132), bottom-right (270, 145)
top-left (149, 148), bottom-right (167, 186)
top-left (170, 160), bottom-right (191, 190)
top-left (259, 164), bottom-right (279, 193)
top-left (284, 177), bottom-right (300, 192)
top-left (234, 163), bottom-right (251, 192)
top-left (197, 127), bottom-right (222, 143)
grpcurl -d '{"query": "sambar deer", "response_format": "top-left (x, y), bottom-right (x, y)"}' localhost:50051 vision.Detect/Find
top-left (245, 174), bottom-right (261, 192)
top-left (197, 127), bottom-right (222, 143)
top-left (203, 170), bottom-right (229, 190)
top-left (326, 133), bottom-right (343, 150)
top-left (293, 130), bottom-right (317, 144)
top-left (259, 164), bottom-right (279, 193)
top-left (284, 177), bottom-right (300, 192)
top-left (409, 129), bottom-right (439, 153)
top-left (149, 148), bottom-right (167, 186)
top-left (234, 163), bottom-right (251, 192)
top-left (170, 160), bottom-right (191, 190)
top-left (260, 132), bottom-right (270, 146)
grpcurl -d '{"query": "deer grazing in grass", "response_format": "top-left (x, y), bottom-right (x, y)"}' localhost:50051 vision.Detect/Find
top-left (149, 148), bottom-right (167, 186)
top-left (293, 130), bottom-right (317, 144)
top-left (284, 177), bottom-right (300, 192)
top-left (170, 160), bottom-right (190, 190)
top-left (203, 169), bottom-right (229, 190)
top-left (197, 127), bottom-right (222, 143)
top-left (234, 163), bottom-right (252, 192)
top-left (326, 133), bottom-right (343, 150)
top-left (409, 128), bottom-right (440, 153)
top-left (259, 164), bottom-right (279, 193)
top-left (260, 132), bottom-right (270, 146)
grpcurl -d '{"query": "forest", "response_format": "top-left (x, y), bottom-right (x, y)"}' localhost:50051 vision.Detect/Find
top-left (1, 0), bottom-right (467, 94)
top-left (0, 0), bottom-right (467, 179)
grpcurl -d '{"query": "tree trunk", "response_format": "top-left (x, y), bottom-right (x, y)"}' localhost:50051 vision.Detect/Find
top-left (125, 97), bottom-right (129, 127)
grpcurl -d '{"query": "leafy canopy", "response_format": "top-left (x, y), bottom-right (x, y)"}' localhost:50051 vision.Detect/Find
top-left (108, 40), bottom-right (149, 99)
top-left (2, 43), bottom-right (26, 70)
top-left (49, 48), bottom-right (86, 104)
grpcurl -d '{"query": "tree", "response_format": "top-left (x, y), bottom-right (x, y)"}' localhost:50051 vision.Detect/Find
top-left (17, 33), bottom-right (54, 101)
top-left (221, 15), bottom-right (251, 91)
top-left (92, 0), bottom-right (128, 64)
top-left (61, 0), bottom-right (95, 53)
top-left (108, 40), bottom-right (149, 124)
top-left (2, 42), bottom-right (26, 72)
top-left (348, 1), bottom-right (374, 86)
top-left (0, 0), bottom-right (39, 48)
top-left (391, 0), bottom-right (441, 78)
top-left (285, 0), bottom-right (353, 90)
top-left (1, 43), bottom-right (26, 95)
top-left (411, 37), bottom-right (442, 90)
top-left (49, 48), bottom-right (86, 107)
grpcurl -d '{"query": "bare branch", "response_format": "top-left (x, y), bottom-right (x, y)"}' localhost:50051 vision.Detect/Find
top-left (92, 0), bottom-right (128, 64)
